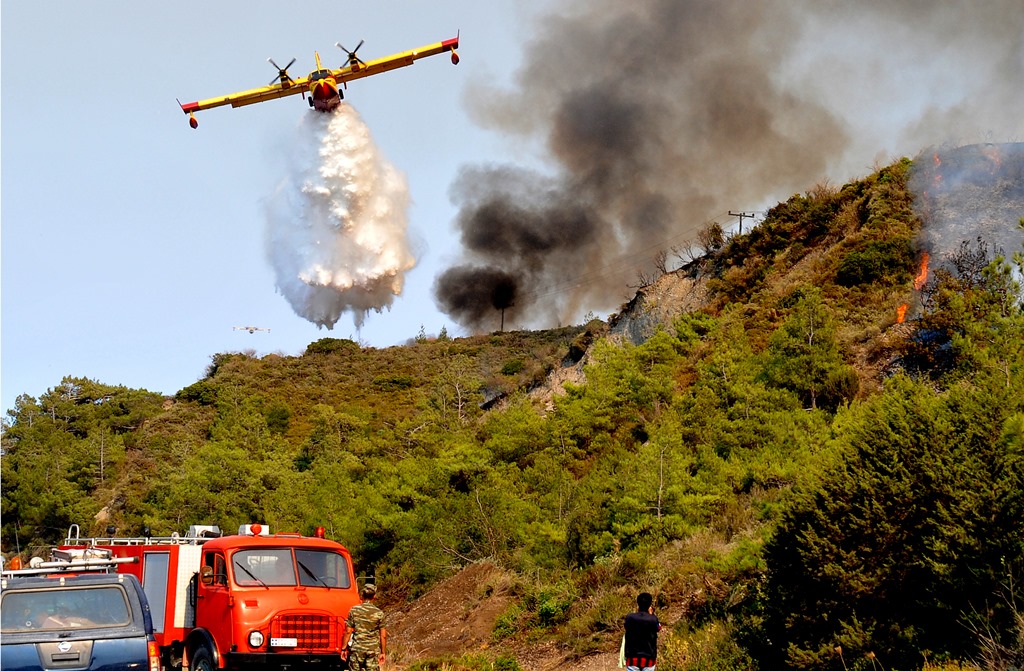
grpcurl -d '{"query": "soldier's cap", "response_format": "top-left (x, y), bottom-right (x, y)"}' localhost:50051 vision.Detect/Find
top-left (361, 583), bottom-right (377, 598)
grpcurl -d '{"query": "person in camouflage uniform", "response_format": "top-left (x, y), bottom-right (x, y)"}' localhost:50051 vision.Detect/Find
top-left (344, 583), bottom-right (387, 671)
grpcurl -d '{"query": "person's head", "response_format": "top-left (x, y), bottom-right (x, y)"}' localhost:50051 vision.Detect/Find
top-left (361, 583), bottom-right (377, 600)
top-left (637, 592), bottom-right (653, 612)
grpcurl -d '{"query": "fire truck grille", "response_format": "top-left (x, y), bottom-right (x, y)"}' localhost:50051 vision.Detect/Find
top-left (272, 614), bottom-right (338, 649)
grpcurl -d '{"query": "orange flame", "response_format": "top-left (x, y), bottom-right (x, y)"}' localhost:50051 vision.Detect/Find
top-left (982, 145), bottom-right (1003, 172)
top-left (897, 254), bottom-right (930, 323)
top-left (913, 252), bottom-right (930, 290)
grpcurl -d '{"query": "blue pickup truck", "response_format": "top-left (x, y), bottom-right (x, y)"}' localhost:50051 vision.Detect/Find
top-left (1, 571), bottom-right (160, 671)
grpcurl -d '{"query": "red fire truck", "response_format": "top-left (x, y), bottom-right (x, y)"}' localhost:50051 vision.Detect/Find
top-left (60, 523), bottom-right (362, 671)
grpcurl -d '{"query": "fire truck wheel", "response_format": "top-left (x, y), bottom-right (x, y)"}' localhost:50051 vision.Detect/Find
top-left (191, 646), bottom-right (215, 671)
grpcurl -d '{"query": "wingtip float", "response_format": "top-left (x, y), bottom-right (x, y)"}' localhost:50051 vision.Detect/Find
top-left (178, 34), bottom-right (460, 129)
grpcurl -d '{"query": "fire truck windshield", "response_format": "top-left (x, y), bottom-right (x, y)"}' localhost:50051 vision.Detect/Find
top-left (295, 549), bottom-right (350, 589)
top-left (232, 549), bottom-right (296, 587)
top-left (230, 548), bottom-right (350, 589)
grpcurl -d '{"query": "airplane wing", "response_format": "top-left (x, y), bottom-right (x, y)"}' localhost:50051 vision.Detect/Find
top-left (180, 77), bottom-right (311, 116)
top-left (333, 36), bottom-right (459, 86)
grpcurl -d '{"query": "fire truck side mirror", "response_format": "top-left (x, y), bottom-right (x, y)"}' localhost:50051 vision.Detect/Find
top-left (200, 565), bottom-right (214, 586)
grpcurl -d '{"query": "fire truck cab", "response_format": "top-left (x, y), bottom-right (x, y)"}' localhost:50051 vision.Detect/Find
top-left (60, 524), bottom-right (361, 671)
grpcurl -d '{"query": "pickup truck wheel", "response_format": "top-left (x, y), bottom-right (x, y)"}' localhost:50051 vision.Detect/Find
top-left (191, 646), bottom-right (215, 671)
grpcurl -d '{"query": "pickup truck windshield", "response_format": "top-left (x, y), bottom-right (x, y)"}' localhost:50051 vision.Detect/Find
top-left (1, 585), bottom-right (131, 632)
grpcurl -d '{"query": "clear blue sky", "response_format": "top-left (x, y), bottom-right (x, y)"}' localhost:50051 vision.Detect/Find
top-left (1, 1), bottom-right (539, 412)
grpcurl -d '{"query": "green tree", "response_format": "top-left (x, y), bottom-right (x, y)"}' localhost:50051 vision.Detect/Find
top-left (429, 353), bottom-right (482, 429)
top-left (762, 287), bottom-right (858, 410)
top-left (1, 380), bottom-right (164, 547)
top-left (758, 374), bottom-right (1024, 669)
top-left (295, 404), bottom-right (368, 470)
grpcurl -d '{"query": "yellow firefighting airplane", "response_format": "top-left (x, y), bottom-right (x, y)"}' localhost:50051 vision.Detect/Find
top-left (178, 34), bottom-right (459, 128)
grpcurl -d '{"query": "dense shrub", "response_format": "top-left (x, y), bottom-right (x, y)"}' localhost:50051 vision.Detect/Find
top-left (305, 337), bottom-right (361, 355)
top-left (835, 238), bottom-right (915, 287)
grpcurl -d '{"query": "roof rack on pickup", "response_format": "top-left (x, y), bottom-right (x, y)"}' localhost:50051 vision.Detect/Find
top-left (2, 548), bottom-right (139, 578)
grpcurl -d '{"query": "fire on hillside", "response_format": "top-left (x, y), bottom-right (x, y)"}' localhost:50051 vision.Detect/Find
top-left (901, 143), bottom-right (1024, 323)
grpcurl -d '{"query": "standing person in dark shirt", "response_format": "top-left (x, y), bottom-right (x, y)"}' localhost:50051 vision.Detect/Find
top-left (624, 592), bottom-right (661, 671)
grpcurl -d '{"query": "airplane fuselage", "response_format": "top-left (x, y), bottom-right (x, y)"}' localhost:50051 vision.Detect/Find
top-left (308, 69), bottom-right (342, 111)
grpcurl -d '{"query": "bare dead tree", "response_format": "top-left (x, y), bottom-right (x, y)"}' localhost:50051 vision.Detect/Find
top-left (653, 249), bottom-right (670, 274)
top-left (697, 221), bottom-right (725, 256)
top-left (631, 268), bottom-right (659, 289)
top-left (670, 242), bottom-right (690, 266)
top-left (673, 240), bottom-right (704, 266)
top-left (807, 178), bottom-right (837, 204)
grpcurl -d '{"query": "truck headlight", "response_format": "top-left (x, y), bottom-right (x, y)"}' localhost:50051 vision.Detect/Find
top-left (248, 631), bottom-right (265, 648)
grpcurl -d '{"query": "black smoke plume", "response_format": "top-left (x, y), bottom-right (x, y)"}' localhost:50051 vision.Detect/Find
top-left (435, 0), bottom-right (1024, 332)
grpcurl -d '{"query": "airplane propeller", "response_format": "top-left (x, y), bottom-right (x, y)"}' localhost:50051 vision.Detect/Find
top-left (336, 40), bottom-right (366, 69)
top-left (267, 57), bottom-right (297, 86)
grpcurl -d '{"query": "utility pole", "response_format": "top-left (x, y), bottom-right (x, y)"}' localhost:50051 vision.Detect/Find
top-left (499, 301), bottom-right (515, 332)
top-left (729, 210), bottom-right (756, 235)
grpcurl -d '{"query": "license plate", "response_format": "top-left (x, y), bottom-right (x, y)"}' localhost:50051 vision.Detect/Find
top-left (271, 638), bottom-right (298, 647)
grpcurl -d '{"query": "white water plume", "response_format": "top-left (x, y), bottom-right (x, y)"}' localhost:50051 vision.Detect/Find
top-left (265, 104), bottom-right (416, 329)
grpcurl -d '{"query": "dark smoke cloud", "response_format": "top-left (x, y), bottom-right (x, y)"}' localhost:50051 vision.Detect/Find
top-left (434, 265), bottom-right (518, 329)
top-left (435, 0), bottom-right (1024, 332)
top-left (433, 166), bottom-right (608, 330)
